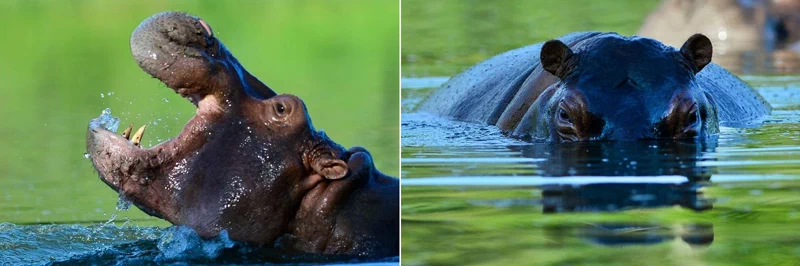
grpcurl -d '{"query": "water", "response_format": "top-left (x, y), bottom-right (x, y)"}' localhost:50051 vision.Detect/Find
top-left (402, 77), bottom-right (800, 265)
top-left (0, 224), bottom-right (399, 265)
top-left (401, 1), bottom-right (800, 264)
top-left (403, 77), bottom-right (800, 266)
top-left (0, 1), bottom-right (398, 264)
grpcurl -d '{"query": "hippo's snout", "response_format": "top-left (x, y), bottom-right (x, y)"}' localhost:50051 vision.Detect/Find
top-left (130, 12), bottom-right (215, 65)
top-left (130, 12), bottom-right (277, 104)
top-left (130, 12), bottom-right (220, 93)
top-left (86, 113), bottom-right (159, 193)
top-left (86, 126), bottom-right (127, 190)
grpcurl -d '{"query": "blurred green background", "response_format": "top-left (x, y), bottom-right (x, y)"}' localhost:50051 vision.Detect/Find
top-left (0, 1), bottom-right (399, 225)
top-left (402, 0), bottom-right (660, 77)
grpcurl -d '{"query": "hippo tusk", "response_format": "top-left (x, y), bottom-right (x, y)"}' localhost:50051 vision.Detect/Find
top-left (131, 125), bottom-right (147, 146)
top-left (122, 124), bottom-right (133, 140)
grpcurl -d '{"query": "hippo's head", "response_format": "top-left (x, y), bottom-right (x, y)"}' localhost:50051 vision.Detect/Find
top-left (86, 92), bottom-right (349, 224)
top-left (243, 94), bottom-right (350, 180)
top-left (85, 12), bottom-right (397, 256)
top-left (529, 34), bottom-right (718, 141)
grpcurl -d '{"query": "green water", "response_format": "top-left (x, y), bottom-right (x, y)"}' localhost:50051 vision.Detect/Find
top-left (402, 1), bottom-right (800, 265)
top-left (0, 1), bottom-right (399, 228)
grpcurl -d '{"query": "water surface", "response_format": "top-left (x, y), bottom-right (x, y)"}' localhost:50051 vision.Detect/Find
top-left (401, 76), bottom-right (800, 266)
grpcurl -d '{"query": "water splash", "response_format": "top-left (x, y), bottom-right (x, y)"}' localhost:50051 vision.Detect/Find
top-left (0, 223), bottom-right (162, 265)
top-left (116, 193), bottom-right (132, 211)
top-left (156, 226), bottom-right (235, 262)
top-left (88, 108), bottom-right (120, 132)
top-left (0, 223), bottom-right (397, 265)
top-left (102, 193), bottom-right (132, 227)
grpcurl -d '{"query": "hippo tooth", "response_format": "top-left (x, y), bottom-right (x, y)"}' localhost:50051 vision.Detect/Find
top-left (122, 124), bottom-right (133, 140)
top-left (132, 125), bottom-right (147, 146)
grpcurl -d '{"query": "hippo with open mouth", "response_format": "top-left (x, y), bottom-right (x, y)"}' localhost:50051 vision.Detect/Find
top-left (85, 12), bottom-right (398, 257)
top-left (417, 32), bottom-right (772, 142)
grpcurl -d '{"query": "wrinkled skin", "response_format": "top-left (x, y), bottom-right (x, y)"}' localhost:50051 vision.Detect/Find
top-left (86, 12), bottom-right (398, 257)
top-left (417, 32), bottom-right (771, 142)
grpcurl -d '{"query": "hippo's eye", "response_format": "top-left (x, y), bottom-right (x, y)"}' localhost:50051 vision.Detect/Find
top-left (686, 103), bottom-right (699, 125)
top-left (558, 108), bottom-right (571, 123)
top-left (686, 111), bottom-right (698, 125)
top-left (275, 103), bottom-right (286, 116)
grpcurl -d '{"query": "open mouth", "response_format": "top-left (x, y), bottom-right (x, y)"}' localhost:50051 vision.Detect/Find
top-left (87, 11), bottom-right (286, 194)
top-left (87, 12), bottom-right (240, 191)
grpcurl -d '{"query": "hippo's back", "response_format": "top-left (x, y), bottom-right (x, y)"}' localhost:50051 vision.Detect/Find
top-left (416, 32), bottom-right (607, 124)
top-left (697, 64), bottom-right (771, 125)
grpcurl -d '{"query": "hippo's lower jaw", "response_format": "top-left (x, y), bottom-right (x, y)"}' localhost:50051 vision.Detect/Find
top-left (86, 96), bottom-right (224, 221)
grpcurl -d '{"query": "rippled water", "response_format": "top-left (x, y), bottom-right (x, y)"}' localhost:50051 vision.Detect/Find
top-left (0, 223), bottom-right (399, 265)
top-left (401, 76), bottom-right (800, 265)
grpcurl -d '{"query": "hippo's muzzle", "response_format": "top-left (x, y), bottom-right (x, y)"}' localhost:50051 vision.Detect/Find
top-left (131, 12), bottom-right (275, 105)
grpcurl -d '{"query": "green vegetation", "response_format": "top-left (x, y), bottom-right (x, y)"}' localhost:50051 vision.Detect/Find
top-left (0, 1), bottom-right (399, 225)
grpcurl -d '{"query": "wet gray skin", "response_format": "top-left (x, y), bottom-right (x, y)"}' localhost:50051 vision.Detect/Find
top-left (85, 12), bottom-right (398, 257)
top-left (417, 32), bottom-right (772, 142)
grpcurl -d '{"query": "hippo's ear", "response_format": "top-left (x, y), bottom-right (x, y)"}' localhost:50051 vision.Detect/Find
top-left (312, 157), bottom-right (348, 180)
top-left (680, 34), bottom-right (713, 74)
top-left (541, 40), bottom-right (574, 79)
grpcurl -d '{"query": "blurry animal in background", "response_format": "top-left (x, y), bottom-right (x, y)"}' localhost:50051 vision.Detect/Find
top-left (638, 0), bottom-right (800, 72)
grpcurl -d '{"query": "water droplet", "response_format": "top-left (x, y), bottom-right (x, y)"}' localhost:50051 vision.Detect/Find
top-left (163, 98), bottom-right (170, 103)
top-left (83, 153), bottom-right (90, 159)
top-left (100, 93), bottom-right (105, 98)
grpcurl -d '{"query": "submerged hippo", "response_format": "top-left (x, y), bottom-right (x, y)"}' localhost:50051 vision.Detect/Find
top-left (85, 12), bottom-right (398, 257)
top-left (417, 32), bottom-right (771, 142)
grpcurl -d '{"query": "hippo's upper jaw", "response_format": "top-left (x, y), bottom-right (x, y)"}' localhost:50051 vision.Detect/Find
top-left (130, 12), bottom-right (276, 106)
top-left (86, 12), bottom-right (398, 257)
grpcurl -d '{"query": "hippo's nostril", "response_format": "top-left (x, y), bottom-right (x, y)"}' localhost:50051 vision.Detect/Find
top-left (198, 19), bottom-right (213, 37)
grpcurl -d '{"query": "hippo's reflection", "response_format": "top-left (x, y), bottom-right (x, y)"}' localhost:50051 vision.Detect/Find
top-left (540, 182), bottom-right (712, 213)
top-left (512, 139), bottom-right (718, 179)
top-left (544, 223), bottom-right (714, 248)
top-left (509, 140), bottom-right (716, 247)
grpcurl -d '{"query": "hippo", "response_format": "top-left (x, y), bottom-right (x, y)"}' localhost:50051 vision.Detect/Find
top-left (85, 12), bottom-right (398, 257)
top-left (416, 32), bottom-right (771, 142)
top-left (638, 0), bottom-right (800, 52)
